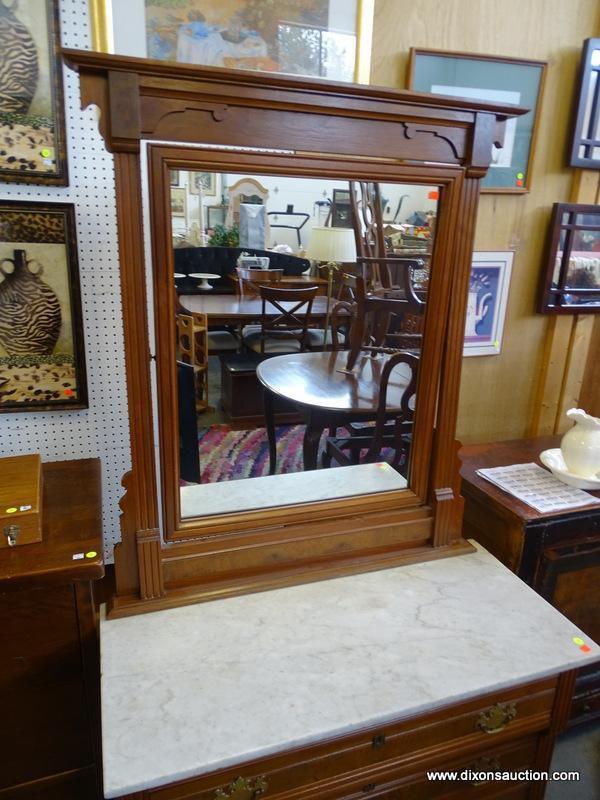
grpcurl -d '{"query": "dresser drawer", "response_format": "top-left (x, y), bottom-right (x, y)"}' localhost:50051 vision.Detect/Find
top-left (141, 678), bottom-right (555, 800)
top-left (340, 736), bottom-right (538, 799)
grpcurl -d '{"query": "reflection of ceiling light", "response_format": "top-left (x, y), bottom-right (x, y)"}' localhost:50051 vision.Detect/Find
top-left (592, 49), bottom-right (600, 67)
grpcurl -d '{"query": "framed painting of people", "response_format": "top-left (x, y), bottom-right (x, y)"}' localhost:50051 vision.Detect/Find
top-left (0, 0), bottom-right (68, 185)
top-left (0, 201), bottom-right (87, 411)
top-left (90, 0), bottom-right (374, 84)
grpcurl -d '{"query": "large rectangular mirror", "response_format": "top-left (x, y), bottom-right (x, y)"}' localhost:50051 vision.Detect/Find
top-left (164, 166), bottom-right (439, 520)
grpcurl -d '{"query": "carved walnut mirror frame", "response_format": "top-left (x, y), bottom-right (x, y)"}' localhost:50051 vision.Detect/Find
top-left (63, 50), bottom-right (524, 618)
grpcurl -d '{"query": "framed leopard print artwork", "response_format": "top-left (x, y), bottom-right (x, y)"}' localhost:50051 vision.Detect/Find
top-left (0, 0), bottom-right (68, 185)
top-left (0, 200), bottom-right (87, 411)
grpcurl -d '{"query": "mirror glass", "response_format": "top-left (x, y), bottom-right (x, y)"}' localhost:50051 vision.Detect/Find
top-left (548, 207), bottom-right (600, 309)
top-left (170, 171), bottom-right (439, 519)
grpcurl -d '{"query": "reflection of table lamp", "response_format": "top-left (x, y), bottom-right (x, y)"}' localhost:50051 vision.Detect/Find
top-left (307, 227), bottom-right (357, 338)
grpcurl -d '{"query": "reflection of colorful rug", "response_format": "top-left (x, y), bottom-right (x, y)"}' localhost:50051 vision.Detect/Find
top-left (199, 424), bottom-right (307, 483)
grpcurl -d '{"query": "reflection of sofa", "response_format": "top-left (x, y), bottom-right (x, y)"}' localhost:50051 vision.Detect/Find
top-left (174, 247), bottom-right (310, 293)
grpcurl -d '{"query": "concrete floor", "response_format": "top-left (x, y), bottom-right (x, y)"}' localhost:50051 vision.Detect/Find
top-left (547, 720), bottom-right (600, 799)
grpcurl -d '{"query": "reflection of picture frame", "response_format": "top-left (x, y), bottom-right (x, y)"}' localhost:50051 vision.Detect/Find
top-left (170, 188), bottom-right (187, 218)
top-left (0, 0), bottom-right (68, 185)
top-left (408, 49), bottom-right (546, 193)
top-left (0, 201), bottom-right (87, 411)
top-left (206, 205), bottom-right (227, 229)
top-left (189, 172), bottom-right (216, 196)
top-left (331, 189), bottom-right (353, 228)
top-left (538, 203), bottom-right (600, 314)
top-left (463, 251), bottom-right (513, 356)
top-left (91, 1), bottom-right (373, 84)
top-left (170, 170), bottom-right (180, 186)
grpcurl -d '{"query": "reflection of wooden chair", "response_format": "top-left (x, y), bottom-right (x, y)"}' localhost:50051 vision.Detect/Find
top-left (236, 266), bottom-right (284, 297)
top-left (243, 285), bottom-right (318, 354)
top-left (323, 351), bottom-right (419, 474)
top-left (349, 181), bottom-right (426, 350)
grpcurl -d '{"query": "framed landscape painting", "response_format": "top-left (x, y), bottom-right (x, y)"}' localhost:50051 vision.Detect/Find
top-left (0, 201), bottom-right (87, 411)
top-left (463, 251), bottom-right (514, 357)
top-left (408, 48), bottom-right (546, 193)
top-left (0, 0), bottom-right (68, 185)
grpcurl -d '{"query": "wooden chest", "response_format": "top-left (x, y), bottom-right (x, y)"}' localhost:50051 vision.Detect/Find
top-left (0, 454), bottom-right (43, 548)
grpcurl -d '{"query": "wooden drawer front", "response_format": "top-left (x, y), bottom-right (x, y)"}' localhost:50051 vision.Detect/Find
top-left (141, 679), bottom-right (554, 800)
top-left (341, 737), bottom-right (538, 800)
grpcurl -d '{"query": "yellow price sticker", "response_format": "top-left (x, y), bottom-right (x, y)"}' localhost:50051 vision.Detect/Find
top-left (5, 507), bottom-right (17, 514)
top-left (85, 551), bottom-right (98, 559)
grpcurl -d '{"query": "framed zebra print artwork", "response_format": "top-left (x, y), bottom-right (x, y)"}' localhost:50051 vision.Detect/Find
top-left (0, 200), bottom-right (87, 411)
top-left (0, 0), bottom-right (68, 185)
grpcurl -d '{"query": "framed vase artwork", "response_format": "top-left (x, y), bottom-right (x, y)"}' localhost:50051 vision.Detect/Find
top-left (0, 0), bottom-right (68, 185)
top-left (189, 171), bottom-right (217, 196)
top-left (170, 187), bottom-right (187, 217)
top-left (0, 201), bottom-right (87, 411)
top-left (463, 251), bottom-right (514, 357)
top-left (331, 189), bottom-right (353, 228)
top-left (408, 49), bottom-right (546, 193)
top-left (90, 0), bottom-right (374, 84)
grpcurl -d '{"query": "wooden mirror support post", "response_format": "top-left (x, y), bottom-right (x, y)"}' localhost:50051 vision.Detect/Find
top-left (63, 50), bottom-right (526, 617)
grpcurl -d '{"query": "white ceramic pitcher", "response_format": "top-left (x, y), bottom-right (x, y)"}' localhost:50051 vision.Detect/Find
top-left (560, 408), bottom-right (600, 477)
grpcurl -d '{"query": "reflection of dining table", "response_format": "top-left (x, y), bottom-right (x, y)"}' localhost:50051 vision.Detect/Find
top-left (256, 351), bottom-right (413, 473)
top-left (179, 294), bottom-right (338, 326)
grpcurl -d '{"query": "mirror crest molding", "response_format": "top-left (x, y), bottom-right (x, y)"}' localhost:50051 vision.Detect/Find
top-left (63, 50), bottom-right (525, 617)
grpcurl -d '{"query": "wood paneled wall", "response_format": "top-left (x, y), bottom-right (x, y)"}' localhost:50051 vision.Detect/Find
top-left (371, 0), bottom-right (600, 443)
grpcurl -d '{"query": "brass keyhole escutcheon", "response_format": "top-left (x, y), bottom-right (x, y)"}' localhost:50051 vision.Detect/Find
top-left (3, 524), bottom-right (19, 547)
top-left (371, 733), bottom-right (386, 749)
top-left (214, 775), bottom-right (268, 799)
top-left (476, 702), bottom-right (517, 734)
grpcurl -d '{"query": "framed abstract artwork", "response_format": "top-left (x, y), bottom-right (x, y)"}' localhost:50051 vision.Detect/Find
top-left (538, 203), bottom-right (600, 313)
top-left (189, 171), bottom-right (216, 196)
top-left (90, 0), bottom-right (374, 84)
top-left (408, 49), bottom-right (546, 193)
top-left (0, 201), bottom-right (87, 411)
top-left (0, 0), bottom-right (68, 185)
top-left (463, 251), bottom-right (514, 357)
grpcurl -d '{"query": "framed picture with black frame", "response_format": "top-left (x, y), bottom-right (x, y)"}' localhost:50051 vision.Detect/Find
top-left (0, 0), bottom-right (68, 185)
top-left (408, 48), bottom-right (546, 193)
top-left (538, 203), bottom-right (600, 313)
top-left (0, 201), bottom-right (87, 411)
top-left (331, 189), bottom-right (353, 228)
top-left (569, 38), bottom-right (600, 169)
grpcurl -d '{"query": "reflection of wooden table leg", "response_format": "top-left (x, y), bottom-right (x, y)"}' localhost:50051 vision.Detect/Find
top-left (263, 388), bottom-right (277, 475)
top-left (303, 411), bottom-right (327, 471)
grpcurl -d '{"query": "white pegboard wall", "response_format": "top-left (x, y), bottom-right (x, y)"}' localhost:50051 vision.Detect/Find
top-left (0, 0), bottom-right (131, 561)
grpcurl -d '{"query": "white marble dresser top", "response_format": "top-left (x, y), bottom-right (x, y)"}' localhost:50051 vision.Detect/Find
top-left (101, 543), bottom-right (600, 798)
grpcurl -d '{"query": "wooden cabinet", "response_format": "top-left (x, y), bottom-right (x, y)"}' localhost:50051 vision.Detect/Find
top-left (118, 673), bottom-right (573, 800)
top-left (0, 460), bottom-right (104, 800)
top-left (460, 437), bottom-right (600, 727)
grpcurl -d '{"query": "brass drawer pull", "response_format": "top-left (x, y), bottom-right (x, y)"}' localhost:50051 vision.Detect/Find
top-left (214, 776), bottom-right (268, 799)
top-left (476, 701), bottom-right (517, 734)
top-left (468, 756), bottom-right (501, 786)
